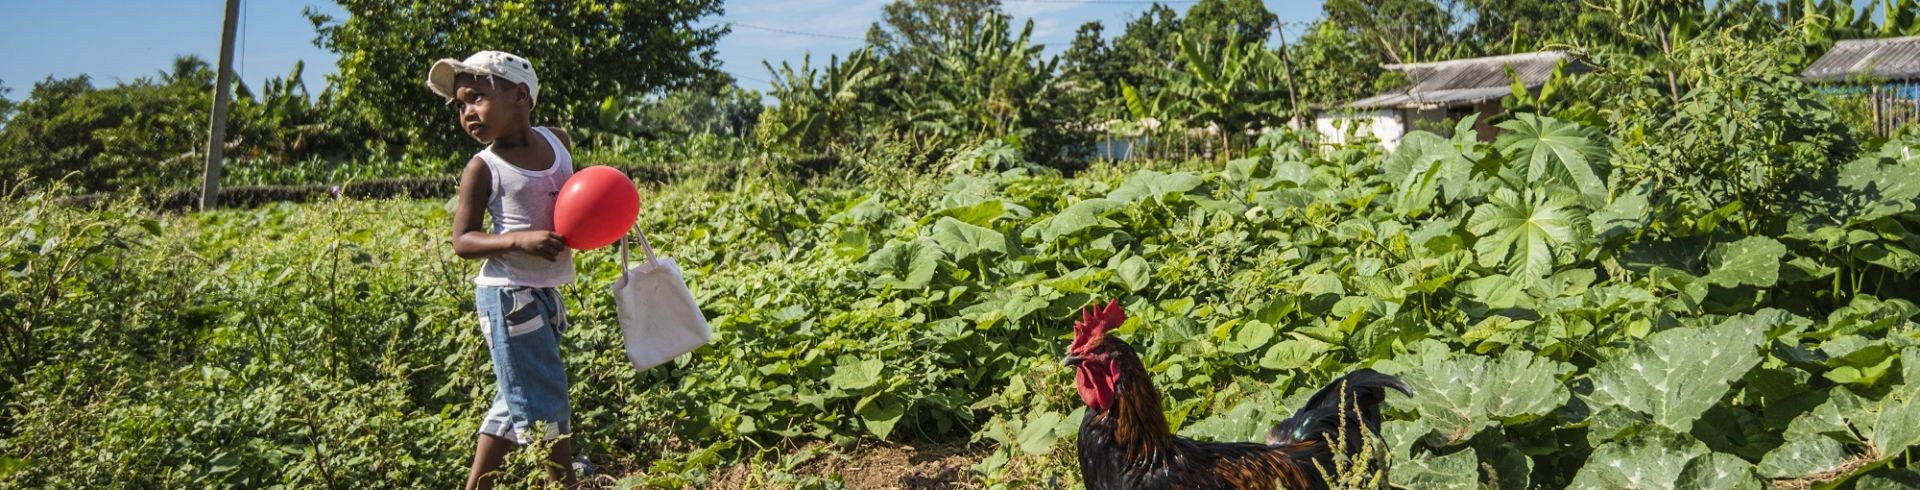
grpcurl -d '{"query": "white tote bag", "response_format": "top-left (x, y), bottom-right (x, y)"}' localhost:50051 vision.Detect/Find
top-left (610, 228), bottom-right (712, 372)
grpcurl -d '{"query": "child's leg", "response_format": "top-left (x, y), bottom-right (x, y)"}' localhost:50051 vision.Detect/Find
top-left (466, 433), bottom-right (513, 490)
top-left (476, 286), bottom-right (578, 487)
top-left (544, 437), bottom-right (576, 488)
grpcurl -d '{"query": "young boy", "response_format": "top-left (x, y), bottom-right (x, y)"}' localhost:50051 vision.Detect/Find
top-left (427, 50), bottom-right (581, 489)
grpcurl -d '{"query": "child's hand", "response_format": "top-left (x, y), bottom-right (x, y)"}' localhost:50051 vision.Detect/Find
top-left (509, 231), bottom-right (567, 260)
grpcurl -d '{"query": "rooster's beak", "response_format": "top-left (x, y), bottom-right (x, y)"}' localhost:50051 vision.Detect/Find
top-left (1063, 354), bottom-right (1083, 367)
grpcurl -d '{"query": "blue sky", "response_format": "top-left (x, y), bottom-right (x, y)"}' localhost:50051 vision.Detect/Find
top-left (0, 1), bottom-right (346, 96)
top-left (0, 0), bottom-right (1325, 99)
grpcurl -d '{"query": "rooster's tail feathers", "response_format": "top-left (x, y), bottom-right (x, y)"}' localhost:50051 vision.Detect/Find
top-left (1265, 369), bottom-right (1411, 447)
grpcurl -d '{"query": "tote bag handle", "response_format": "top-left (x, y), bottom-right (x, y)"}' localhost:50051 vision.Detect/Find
top-left (617, 223), bottom-right (658, 273)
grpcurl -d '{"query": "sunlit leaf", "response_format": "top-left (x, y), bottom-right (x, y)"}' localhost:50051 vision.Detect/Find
top-left (1495, 112), bottom-right (1611, 205)
top-left (1469, 187), bottom-right (1590, 280)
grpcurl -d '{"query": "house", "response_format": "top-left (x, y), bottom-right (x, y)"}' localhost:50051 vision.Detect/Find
top-left (1317, 50), bottom-right (1583, 150)
top-left (1802, 35), bottom-right (1920, 136)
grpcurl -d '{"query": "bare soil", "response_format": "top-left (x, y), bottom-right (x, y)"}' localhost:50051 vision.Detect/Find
top-left (703, 441), bottom-right (989, 490)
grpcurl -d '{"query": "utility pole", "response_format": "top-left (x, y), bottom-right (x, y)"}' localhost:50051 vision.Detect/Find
top-left (1273, 21), bottom-right (1301, 125)
top-left (201, 0), bottom-right (240, 210)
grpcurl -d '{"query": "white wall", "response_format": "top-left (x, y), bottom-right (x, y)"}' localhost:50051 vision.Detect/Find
top-left (1314, 110), bottom-right (1408, 150)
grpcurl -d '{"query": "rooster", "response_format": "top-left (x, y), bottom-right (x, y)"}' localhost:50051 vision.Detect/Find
top-left (1064, 301), bottom-right (1412, 490)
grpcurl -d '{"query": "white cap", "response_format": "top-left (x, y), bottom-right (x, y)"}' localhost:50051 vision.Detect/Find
top-left (426, 51), bottom-right (539, 105)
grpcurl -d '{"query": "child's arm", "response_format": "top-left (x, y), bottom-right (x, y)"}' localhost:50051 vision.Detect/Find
top-left (451, 156), bottom-right (564, 261)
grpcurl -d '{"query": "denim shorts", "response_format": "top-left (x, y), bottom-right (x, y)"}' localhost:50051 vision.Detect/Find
top-left (475, 286), bottom-right (571, 444)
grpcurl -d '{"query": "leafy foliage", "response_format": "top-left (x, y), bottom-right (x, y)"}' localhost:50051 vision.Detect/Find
top-left (0, 58), bottom-right (339, 193)
top-left (9, 108), bottom-right (1920, 488)
top-left (309, 0), bottom-right (728, 158)
top-left (1494, 114), bottom-right (1612, 205)
top-left (16, 1), bottom-right (1920, 488)
top-left (1468, 188), bottom-right (1590, 281)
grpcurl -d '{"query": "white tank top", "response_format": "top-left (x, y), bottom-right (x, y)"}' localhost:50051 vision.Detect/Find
top-left (473, 127), bottom-right (576, 287)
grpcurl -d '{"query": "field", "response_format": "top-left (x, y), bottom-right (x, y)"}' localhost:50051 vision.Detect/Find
top-left (3, 117), bottom-right (1919, 489)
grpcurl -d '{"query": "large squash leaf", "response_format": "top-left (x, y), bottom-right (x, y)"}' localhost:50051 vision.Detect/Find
top-left (1759, 380), bottom-right (1920, 482)
top-left (1385, 419), bottom-right (1481, 489)
top-left (1394, 449), bottom-right (1482, 489)
top-left (1703, 236), bottom-right (1787, 288)
top-left (861, 238), bottom-right (945, 289)
top-left (930, 217), bottom-right (1006, 260)
top-left (1106, 170), bottom-right (1206, 204)
top-left (828, 356), bottom-right (887, 391)
top-left (1037, 198), bottom-right (1123, 242)
top-left (1382, 131), bottom-right (1471, 217)
top-left (922, 199), bottom-right (1008, 227)
top-left (1375, 340), bottom-right (1573, 445)
top-left (1568, 438), bottom-right (1708, 489)
top-left (1015, 408), bottom-right (1081, 455)
top-left (1679, 452), bottom-right (1763, 490)
top-left (857, 394), bottom-right (906, 439)
top-left (1179, 394), bottom-right (1281, 442)
top-left (1855, 469), bottom-right (1920, 490)
top-left (1585, 316), bottom-right (1766, 435)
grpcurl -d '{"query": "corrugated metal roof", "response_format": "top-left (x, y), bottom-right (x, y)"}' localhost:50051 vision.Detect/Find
top-left (1346, 51), bottom-right (1581, 109)
top-left (1803, 35), bottom-right (1920, 82)
top-left (1346, 87), bottom-right (1519, 110)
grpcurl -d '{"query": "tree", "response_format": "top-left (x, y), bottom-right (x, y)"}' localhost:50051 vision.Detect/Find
top-left (1322, 0), bottom-right (1463, 64)
top-left (1182, 0), bottom-right (1279, 51)
top-left (1577, 0), bottom-right (1790, 100)
top-left (1162, 30), bottom-right (1287, 159)
top-left (1111, 4), bottom-right (1184, 97)
top-left (0, 82), bottom-right (14, 130)
top-left (0, 58), bottom-right (216, 193)
top-left (1058, 22), bottom-right (1121, 123)
top-left (226, 61), bottom-right (337, 164)
top-left (1060, 21), bottom-right (1119, 82)
top-left (1784, 0), bottom-right (1920, 66)
top-left (622, 85), bottom-right (764, 140)
top-left (757, 51), bottom-right (885, 156)
top-left (888, 13), bottom-right (1064, 161)
top-left (867, 0), bottom-right (1002, 60)
top-left (1287, 21), bottom-right (1396, 108)
top-left (1460, 0), bottom-right (1584, 52)
top-left (307, 0), bottom-right (727, 159)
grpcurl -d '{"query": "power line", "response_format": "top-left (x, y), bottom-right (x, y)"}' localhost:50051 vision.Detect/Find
top-left (726, 22), bottom-right (867, 42)
top-left (725, 70), bottom-right (772, 85)
top-left (717, 15), bottom-right (1324, 51)
top-left (1010, 0), bottom-right (1202, 4)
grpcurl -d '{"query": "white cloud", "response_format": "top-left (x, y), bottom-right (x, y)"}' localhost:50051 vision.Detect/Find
top-left (1002, 0), bottom-right (1095, 41)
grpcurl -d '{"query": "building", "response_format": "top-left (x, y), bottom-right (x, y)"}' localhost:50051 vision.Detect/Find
top-left (1802, 35), bottom-right (1920, 136)
top-left (1317, 51), bottom-right (1583, 150)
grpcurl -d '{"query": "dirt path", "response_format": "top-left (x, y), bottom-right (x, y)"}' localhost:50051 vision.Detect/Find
top-left (703, 442), bottom-right (990, 489)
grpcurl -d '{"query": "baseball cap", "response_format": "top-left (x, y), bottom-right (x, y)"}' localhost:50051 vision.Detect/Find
top-left (426, 50), bottom-right (539, 105)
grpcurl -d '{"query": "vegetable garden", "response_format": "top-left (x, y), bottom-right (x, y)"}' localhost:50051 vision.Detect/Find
top-left (5, 109), bottom-right (1919, 488)
top-left (7, 0), bottom-right (1920, 488)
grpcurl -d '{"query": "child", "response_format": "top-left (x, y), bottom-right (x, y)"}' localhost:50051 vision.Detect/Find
top-left (427, 50), bottom-right (581, 489)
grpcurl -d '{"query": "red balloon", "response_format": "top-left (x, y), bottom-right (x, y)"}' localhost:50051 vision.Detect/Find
top-left (553, 165), bottom-right (640, 250)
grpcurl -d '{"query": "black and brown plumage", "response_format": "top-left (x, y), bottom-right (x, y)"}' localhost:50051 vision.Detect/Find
top-left (1064, 301), bottom-right (1412, 490)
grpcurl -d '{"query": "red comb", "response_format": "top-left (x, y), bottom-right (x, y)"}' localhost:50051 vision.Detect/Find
top-left (1070, 300), bottom-right (1125, 351)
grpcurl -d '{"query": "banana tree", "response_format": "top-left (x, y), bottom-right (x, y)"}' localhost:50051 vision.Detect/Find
top-left (889, 12), bottom-right (1055, 155)
top-left (759, 49), bottom-right (883, 156)
top-left (1793, 0), bottom-right (1920, 56)
top-left (1161, 31), bottom-right (1285, 160)
top-left (1117, 80), bottom-right (1171, 160)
